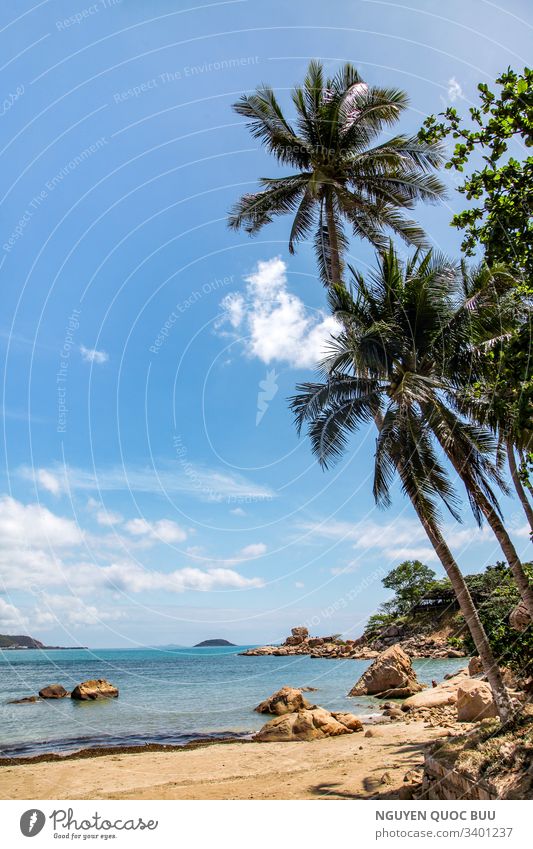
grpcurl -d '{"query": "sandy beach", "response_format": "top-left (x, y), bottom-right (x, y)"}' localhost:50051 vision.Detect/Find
top-left (0, 720), bottom-right (442, 800)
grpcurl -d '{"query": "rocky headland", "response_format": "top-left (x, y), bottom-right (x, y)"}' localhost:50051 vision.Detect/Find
top-left (240, 623), bottom-right (466, 660)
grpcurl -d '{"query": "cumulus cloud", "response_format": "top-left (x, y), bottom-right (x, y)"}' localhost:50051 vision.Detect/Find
top-left (0, 495), bottom-right (83, 548)
top-left (0, 496), bottom-right (264, 602)
top-left (219, 257), bottom-right (340, 368)
top-left (124, 517), bottom-right (188, 544)
top-left (80, 345), bottom-right (109, 364)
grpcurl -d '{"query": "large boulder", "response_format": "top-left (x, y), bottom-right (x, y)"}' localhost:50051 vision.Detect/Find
top-left (348, 645), bottom-right (423, 698)
top-left (253, 707), bottom-right (363, 742)
top-left (456, 679), bottom-right (498, 722)
top-left (291, 626), bottom-right (309, 639)
top-left (39, 684), bottom-right (69, 699)
top-left (255, 686), bottom-right (311, 716)
top-left (70, 679), bottom-right (119, 701)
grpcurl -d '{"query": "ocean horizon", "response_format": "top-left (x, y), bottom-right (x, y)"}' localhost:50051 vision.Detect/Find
top-left (0, 647), bottom-right (468, 758)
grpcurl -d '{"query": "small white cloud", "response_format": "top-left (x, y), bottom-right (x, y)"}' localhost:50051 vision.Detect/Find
top-left (36, 468), bottom-right (62, 495)
top-left (447, 77), bottom-right (464, 102)
top-left (294, 581), bottom-right (305, 589)
top-left (230, 507), bottom-right (246, 516)
top-left (80, 345), bottom-right (109, 365)
top-left (219, 257), bottom-right (340, 369)
top-left (237, 542), bottom-right (266, 559)
top-left (96, 509), bottom-right (123, 527)
top-left (124, 517), bottom-right (187, 544)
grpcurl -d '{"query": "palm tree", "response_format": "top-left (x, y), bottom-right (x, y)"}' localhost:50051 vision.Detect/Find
top-left (290, 246), bottom-right (516, 720)
top-left (228, 61), bottom-right (445, 286)
top-left (460, 309), bottom-right (533, 535)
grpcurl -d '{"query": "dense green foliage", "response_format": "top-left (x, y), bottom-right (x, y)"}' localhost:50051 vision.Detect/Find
top-left (419, 67), bottom-right (533, 287)
top-left (381, 559), bottom-right (436, 615)
top-left (366, 561), bottom-right (533, 672)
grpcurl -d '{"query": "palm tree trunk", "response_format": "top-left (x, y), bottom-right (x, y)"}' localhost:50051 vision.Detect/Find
top-left (372, 414), bottom-right (513, 721)
top-left (432, 429), bottom-right (533, 623)
top-left (325, 190), bottom-right (342, 285)
top-left (408, 497), bottom-right (514, 723)
top-left (507, 439), bottom-right (533, 533)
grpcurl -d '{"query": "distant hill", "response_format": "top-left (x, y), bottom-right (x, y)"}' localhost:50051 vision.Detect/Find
top-left (0, 634), bottom-right (45, 649)
top-left (194, 639), bottom-right (236, 647)
top-left (0, 634), bottom-right (83, 650)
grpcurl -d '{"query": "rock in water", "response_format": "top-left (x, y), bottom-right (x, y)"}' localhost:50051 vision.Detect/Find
top-left (348, 645), bottom-right (423, 698)
top-left (253, 707), bottom-right (363, 742)
top-left (456, 679), bottom-right (498, 722)
top-left (255, 686), bottom-right (311, 715)
top-left (71, 679), bottom-right (119, 700)
top-left (39, 684), bottom-right (69, 699)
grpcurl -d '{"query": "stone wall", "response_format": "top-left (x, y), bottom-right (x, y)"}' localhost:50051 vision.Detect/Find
top-left (422, 754), bottom-right (498, 800)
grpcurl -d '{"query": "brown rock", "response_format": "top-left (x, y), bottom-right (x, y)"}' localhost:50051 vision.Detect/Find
top-left (348, 645), bottom-right (423, 698)
top-left (331, 712), bottom-right (363, 732)
top-left (402, 676), bottom-right (467, 710)
top-left (468, 656), bottom-right (483, 677)
top-left (70, 679), bottom-right (119, 700)
top-left (8, 695), bottom-right (40, 704)
top-left (456, 679), bottom-right (498, 722)
top-left (253, 707), bottom-right (362, 742)
top-left (39, 684), bottom-right (69, 699)
top-left (290, 626), bottom-right (309, 639)
top-left (255, 686), bottom-right (311, 716)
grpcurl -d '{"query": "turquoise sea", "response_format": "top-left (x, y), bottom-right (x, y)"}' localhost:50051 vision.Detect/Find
top-left (0, 647), bottom-right (467, 757)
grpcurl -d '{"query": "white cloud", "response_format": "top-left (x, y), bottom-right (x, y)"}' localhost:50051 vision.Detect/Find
top-left (236, 542), bottom-right (266, 559)
top-left (0, 597), bottom-right (26, 629)
top-left (219, 257), bottom-right (340, 368)
top-left (0, 497), bottom-right (264, 601)
top-left (19, 463), bottom-right (275, 504)
top-left (99, 562), bottom-right (264, 593)
top-left (34, 594), bottom-right (124, 627)
top-left (124, 517), bottom-right (187, 544)
top-left (0, 495), bottom-right (82, 548)
top-left (96, 510), bottom-right (123, 527)
top-left (447, 77), bottom-right (464, 102)
top-left (36, 468), bottom-right (62, 495)
top-left (294, 581), bottom-right (305, 589)
top-left (80, 345), bottom-right (109, 364)
top-left (230, 507), bottom-right (246, 516)
top-left (299, 516), bottom-right (521, 565)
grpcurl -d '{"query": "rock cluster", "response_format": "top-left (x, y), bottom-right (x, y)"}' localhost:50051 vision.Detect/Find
top-left (348, 645), bottom-right (424, 698)
top-left (8, 678), bottom-right (119, 704)
top-left (254, 706), bottom-right (363, 742)
top-left (240, 624), bottom-right (466, 660)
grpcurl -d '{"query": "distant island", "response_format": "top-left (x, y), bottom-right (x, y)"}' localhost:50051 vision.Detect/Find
top-left (194, 639), bottom-right (236, 647)
top-left (0, 634), bottom-right (84, 650)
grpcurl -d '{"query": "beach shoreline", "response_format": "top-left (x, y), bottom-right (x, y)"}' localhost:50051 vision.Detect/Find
top-left (0, 720), bottom-right (440, 800)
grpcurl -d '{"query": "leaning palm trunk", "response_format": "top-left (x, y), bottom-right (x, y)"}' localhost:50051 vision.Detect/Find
top-left (507, 440), bottom-right (533, 533)
top-left (405, 485), bottom-right (514, 723)
top-left (433, 431), bottom-right (533, 623)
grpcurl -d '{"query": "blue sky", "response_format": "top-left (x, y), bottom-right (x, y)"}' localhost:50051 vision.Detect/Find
top-left (0, 0), bottom-right (530, 647)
